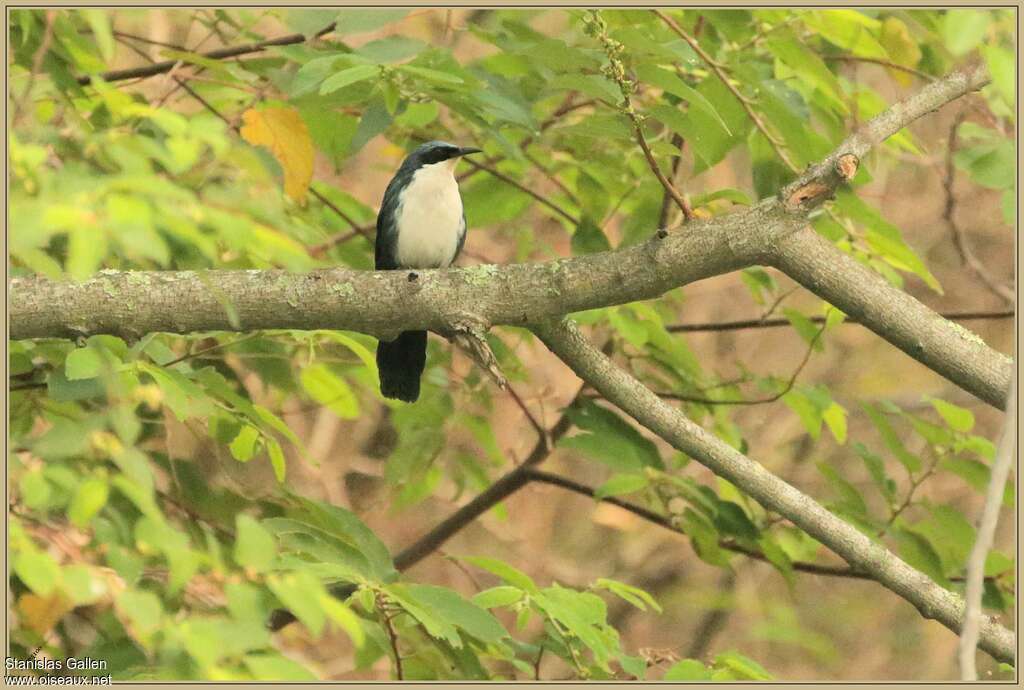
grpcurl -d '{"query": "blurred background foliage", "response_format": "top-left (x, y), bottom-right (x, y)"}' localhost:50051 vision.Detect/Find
top-left (7, 8), bottom-right (1016, 681)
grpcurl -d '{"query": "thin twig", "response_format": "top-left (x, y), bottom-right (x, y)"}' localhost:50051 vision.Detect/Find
top-left (378, 593), bottom-right (405, 680)
top-left (824, 54), bottom-right (935, 82)
top-left (15, 10), bottom-right (57, 124)
top-left (943, 110), bottom-right (1015, 304)
top-left (589, 11), bottom-right (693, 222)
top-left (652, 319), bottom-right (828, 406)
top-left (111, 29), bottom-right (187, 51)
top-left (665, 309), bottom-right (1014, 333)
top-left (76, 20), bottom-right (337, 85)
top-left (654, 9), bottom-right (799, 173)
top-left (521, 468), bottom-right (929, 583)
top-left (533, 644), bottom-right (545, 681)
top-left (464, 159), bottom-right (579, 225)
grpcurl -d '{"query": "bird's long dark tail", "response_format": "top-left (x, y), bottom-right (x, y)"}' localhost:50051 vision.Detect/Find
top-left (376, 330), bottom-right (427, 402)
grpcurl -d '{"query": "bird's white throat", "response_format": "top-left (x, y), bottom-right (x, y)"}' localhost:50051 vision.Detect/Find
top-left (395, 160), bottom-right (464, 269)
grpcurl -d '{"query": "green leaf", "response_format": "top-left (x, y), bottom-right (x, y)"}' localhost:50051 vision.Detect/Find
top-left (713, 650), bottom-right (773, 680)
top-left (234, 514), bottom-right (276, 573)
top-left (319, 64), bottom-right (379, 95)
top-left (782, 308), bottom-right (824, 350)
top-left (244, 653), bottom-right (318, 681)
top-left (356, 36), bottom-right (426, 63)
top-left (82, 10), bottom-right (115, 62)
top-left (285, 9), bottom-right (337, 38)
top-left (863, 403), bottom-right (922, 473)
top-left (635, 64), bottom-right (731, 136)
top-left (941, 9), bottom-right (991, 56)
top-left (981, 44), bottom-right (1014, 106)
top-left (852, 442), bottom-right (897, 502)
top-left (816, 463), bottom-right (867, 519)
top-left (68, 478), bottom-right (109, 528)
top-left (803, 10), bottom-right (887, 60)
top-left (927, 397), bottom-right (975, 433)
top-left (267, 438), bottom-right (287, 483)
top-left (594, 578), bottom-right (662, 613)
top-left (941, 457), bottom-right (1014, 507)
top-left (301, 362), bottom-right (360, 419)
top-left (559, 401), bottom-right (663, 472)
top-left (399, 64), bottom-right (464, 84)
top-left (571, 216), bottom-right (611, 255)
top-left (664, 659), bottom-right (712, 680)
top-left (392, 583), bottom-right (508, 645)
top-left (594, 473), bottom-right (649, 500)
top-left (461, 556), bottom-right (538, 594)
top-left (319, 593), bottom-right (365, 648)
top-left (822, 402), bottom-right (848, 445)
top-left (893, 528), bottom-right (950, 588)
top-left (533, 584), bottom-right (617, 671)
top-left (909, 505), bottom-right (975, 574)
top-left (267, 571), bottom-right (328, 637)
top-left (230, 425), bottom-right (262, 462)
top-left (15, 550), bottom-right (61, 595)
top-left (64, 347), bottom-right (103, 380)
top-left (288, 496), bottom-right (396, 581)
top-left (115, 589), bottom-right (163, 641)
top-left (471, 586), bottom-right (523, 609)
top-left (334, 9), bottom-right (408, 35)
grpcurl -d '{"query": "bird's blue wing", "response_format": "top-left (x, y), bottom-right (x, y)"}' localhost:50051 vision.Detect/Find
top-left (454, 209), bottom-right (467, 261)
top-left (374, 171), bottom-right (408, 270)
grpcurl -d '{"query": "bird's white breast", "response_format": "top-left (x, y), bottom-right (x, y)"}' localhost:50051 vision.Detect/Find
top-left (395, 160), bottom-right (463, 269)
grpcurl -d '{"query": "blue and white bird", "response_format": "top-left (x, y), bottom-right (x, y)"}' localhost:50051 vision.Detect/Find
top-left (375, 140), bottom-right (481, 402)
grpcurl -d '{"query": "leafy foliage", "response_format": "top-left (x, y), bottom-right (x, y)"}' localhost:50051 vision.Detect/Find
top-left (8, 7), bottom-right (1014, 681)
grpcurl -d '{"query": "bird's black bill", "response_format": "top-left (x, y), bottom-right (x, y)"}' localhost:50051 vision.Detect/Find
top-left (457, 146), bottom-right (482, 157)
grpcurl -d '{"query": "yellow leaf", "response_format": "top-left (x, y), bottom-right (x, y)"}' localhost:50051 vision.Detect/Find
top-left (240, 107), bottom-right (315, 203)
top-left (880, 18), bottom-right (922, 87)
top-left (18, 592), bottom-right (73, 635)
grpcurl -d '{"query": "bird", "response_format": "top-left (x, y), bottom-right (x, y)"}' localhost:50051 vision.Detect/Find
top-left (374, 140), bottom-right (482, 402)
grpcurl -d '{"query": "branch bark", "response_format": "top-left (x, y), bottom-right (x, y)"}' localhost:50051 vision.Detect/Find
top-left (10, 63), bottom-right (1011, 412)
top-left (533, 317), bottom-right (1015, 665)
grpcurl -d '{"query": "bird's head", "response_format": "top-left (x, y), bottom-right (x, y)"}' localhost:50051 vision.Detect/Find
top-left (405, 140), bottom-right (482, 171)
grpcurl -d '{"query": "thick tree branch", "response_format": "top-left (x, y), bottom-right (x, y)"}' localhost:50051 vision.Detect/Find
top-left (532, 317), bottom-right (1014, 665)
top-left (768, 226), bottom-right (1012, 409)
top-left (10, 64), bottom-right (1011, 410)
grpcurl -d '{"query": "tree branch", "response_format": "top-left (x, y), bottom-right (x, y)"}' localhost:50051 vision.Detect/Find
top-left (666, 309), bottom-right (1014, 333)
top-left (958, 377), bottom-right (1016, 679)
top-left (11, 64), bottom-right (1010, 410)
top-left (532, 317), bottom-right (1014, 665)
top-left (75, 22), bottom-right (337, 85)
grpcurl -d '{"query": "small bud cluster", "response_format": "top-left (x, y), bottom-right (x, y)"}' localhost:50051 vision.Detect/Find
top-left (583, 11), bottom-right (639, 118)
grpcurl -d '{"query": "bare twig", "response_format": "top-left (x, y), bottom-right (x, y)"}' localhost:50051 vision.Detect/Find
top-left (464, 159), bottom-right (579, 225)
top-left (943, 111), bottom-right (1015, 304)
top-left (15, 10), bottom-right (57, 124)
top-left (653, 318), bottom-right (827, 406)
top-left (378, 593), bottom-right (405, 680)
top-left (824, 54), bottom-right (935, 82)
top-left (666, 309), bottom-right (1014, 333)
top-left (588, 11), bottom-right (694, 222)
top-left (76, 21), bottom-right (337, 85)
top-left (958, 377), bottom-right (1016, 679)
